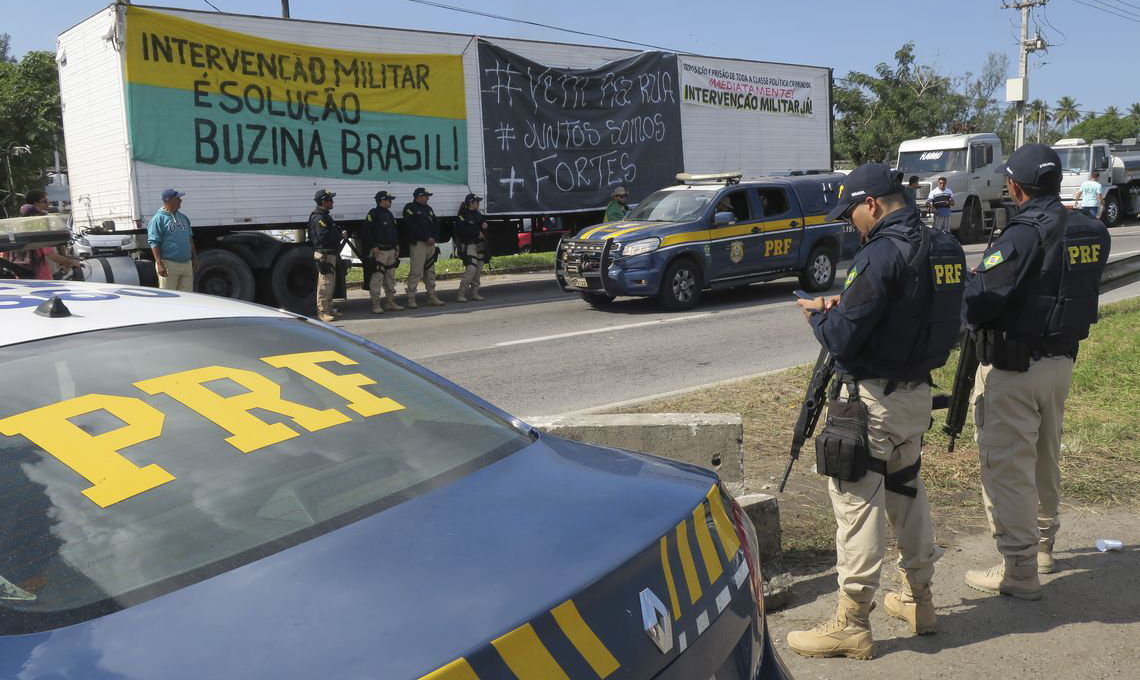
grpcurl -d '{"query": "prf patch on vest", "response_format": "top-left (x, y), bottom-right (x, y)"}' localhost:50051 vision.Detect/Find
top-left (930, 256), bottom-right (964, 289)
top-left (1064, 237), bottom-right (1104, 270)
top-left (980, 249), bottom-right (1005, 270)
top-left (844, 265), bottom-right (858, 290)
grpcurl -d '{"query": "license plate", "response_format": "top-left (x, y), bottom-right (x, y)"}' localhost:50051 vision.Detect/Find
top-left (568, 277), bottom-right (588, 288)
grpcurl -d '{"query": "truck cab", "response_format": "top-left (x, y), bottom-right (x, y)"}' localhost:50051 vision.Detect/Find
top-left (1053, 137), bottom-right (1140, 227)
top-left (896, 133), bottom-right (1007, 242)
top-left (555, 172), bottom-right (852, 310)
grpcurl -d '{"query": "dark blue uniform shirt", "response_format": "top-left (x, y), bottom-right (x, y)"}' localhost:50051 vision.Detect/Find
top-left (308, 208), bottom-right (341, 252)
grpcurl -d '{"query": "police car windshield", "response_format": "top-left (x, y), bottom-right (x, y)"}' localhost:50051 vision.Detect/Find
top-left (1054, 147), bottom-right (1091, 175)
top-left (624, 189), bottom-right (716, 222)
top-left (897, 149), bottom-right (967, 174)
top-left (0, 317), bottom-right (530, 634)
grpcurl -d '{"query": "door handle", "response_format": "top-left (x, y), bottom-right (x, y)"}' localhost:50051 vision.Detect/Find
top-left (751, 226), bottom-right (761, 234)
top-left (790, 220), bottom-right (799, 227)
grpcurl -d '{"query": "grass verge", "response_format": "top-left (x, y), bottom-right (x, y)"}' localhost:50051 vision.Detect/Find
top-left (346, 251), bottom-right (556, 283)
top-left (613, 297), bottom-right (1140, 557)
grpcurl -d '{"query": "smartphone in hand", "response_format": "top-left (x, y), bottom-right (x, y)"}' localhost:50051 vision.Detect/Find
top-left (792, 289), bottom-right (815, 300)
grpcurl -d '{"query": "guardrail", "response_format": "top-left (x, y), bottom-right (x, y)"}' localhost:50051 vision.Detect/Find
top-left (1102, 252), bottom-right (1140, 290)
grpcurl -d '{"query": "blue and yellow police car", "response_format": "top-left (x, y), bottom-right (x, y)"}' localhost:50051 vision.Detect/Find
top-left (557, 172), bottom-right (851, 310)
top-left (0, 280), bottom-right (791, 679)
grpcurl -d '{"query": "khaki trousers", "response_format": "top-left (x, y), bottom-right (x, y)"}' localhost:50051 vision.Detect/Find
top-left (314, 252), bottom-right (336, 316)
top-left (458, 243), bottom-right (483, 289)
top-left (368, 249), bottom-right (399, 305)
top-left (973, 357), bottom-right (1073, 559)
top-left (158, 258), bottom-right (194, 292)
top-left (831, 378), bottom-right (942, 604)
top-left (406, 241), bottom-right (437, 295)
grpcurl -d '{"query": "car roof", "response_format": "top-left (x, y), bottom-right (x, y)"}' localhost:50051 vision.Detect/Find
top-left (662, 172), bottom-right (846, 191)
top-left (0, 280), bottom-right (296, 347)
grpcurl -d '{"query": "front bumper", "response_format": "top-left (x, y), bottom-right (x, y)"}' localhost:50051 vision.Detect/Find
top-left (556, 239), bottom-right (662, 297)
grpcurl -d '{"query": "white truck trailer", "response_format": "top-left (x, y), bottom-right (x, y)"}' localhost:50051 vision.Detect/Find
top-left (1052, 138), bottom-right (1140, 227)
top-left (895, 133), bottom-right (1009, 243)
top-left (57, 4), bottom-right (834, 312)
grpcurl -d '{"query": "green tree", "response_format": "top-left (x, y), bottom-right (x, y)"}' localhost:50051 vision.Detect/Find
top-left (1067, 114), bottom-right (1139, 142)
top-left (1103, 105), bottom-right (1121, 118)
top-left (0, 49), bottom-right (62, 214)
top-left (1053, 96), bottom-right (1080, 133)
top-left (1028, 99), bottom-right (1051, 142)
top-left (0, 34), bottom-right (15, 64)
top-left (1130, 102), bottom-right (1140, 126)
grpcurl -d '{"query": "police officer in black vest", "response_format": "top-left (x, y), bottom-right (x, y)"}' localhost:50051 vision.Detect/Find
top-left (788, 163), bottom-right (966, 660)
top-left (455, 193), bottom-right (488, 302)
top-left (360, 190), bottom-right (404, 314)
top-left (309, 189), bottom-right (346, 322)
top-left (402, 187), bottom-right (444, 308)
top-left (962, 143), bottom-right (1111, 599)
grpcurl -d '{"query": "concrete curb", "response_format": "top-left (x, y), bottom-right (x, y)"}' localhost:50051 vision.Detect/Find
top-left (346, 265), bottom-right (554, 288)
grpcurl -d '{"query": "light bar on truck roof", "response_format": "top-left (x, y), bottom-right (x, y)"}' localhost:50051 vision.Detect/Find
top-left (675, 171), bottom-right (743, 185)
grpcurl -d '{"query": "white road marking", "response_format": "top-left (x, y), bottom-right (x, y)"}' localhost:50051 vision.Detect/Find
top-left (493, 313), bottom-right (711, 347)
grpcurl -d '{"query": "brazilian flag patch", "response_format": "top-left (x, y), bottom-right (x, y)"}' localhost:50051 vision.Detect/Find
top-left (844, 265), bottom-right (858, 290)
top-left (981, 250), bottom-right (1004, 270)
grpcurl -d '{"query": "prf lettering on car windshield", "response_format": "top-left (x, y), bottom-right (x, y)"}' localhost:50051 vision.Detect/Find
top-left (0, 351), bottom-right (404, 509)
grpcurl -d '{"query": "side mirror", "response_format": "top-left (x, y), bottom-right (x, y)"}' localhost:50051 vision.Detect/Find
top-left (1101, 157), bottom-right (1110, 170)
top-left (713, 211), bottom-right (735, 226)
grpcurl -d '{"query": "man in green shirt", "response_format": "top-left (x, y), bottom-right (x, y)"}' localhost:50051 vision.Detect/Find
top-left (605, 186), bottom-right (630, 222)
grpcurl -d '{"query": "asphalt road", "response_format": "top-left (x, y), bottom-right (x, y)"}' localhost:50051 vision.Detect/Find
top-left (335, 221), bottom-right (1140, 418)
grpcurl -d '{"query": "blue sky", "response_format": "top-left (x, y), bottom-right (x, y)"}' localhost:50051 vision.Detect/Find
top-left (10, 0), bottom-right (1138, 115)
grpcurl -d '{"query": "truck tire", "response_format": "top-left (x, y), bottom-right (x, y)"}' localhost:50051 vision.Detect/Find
top-left (799, 245), bottom-right (836, 292)
top-left (580, 291), bottom-right (616, 307)
top-left (658, 258), bottom-right (703, 311)
top-left (269, 246), bottom-right (318, 315)
top-left (195, 248), bottom-right (255, 301)
top-left (1102, 193), bottom-right (1121, 227)
top-left (958, 201), bottom-right (983, 244)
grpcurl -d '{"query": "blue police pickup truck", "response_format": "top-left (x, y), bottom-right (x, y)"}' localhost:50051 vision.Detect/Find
top-left (556, 172), bottom-right (853, 310)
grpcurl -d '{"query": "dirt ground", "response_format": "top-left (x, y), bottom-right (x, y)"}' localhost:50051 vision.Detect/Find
top-left (765, 507), bottom-right (1140, 680)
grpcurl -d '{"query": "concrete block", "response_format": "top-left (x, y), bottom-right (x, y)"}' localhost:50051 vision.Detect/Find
top-left (528, 413), bottom-right (743, 482)
top-left (735, 492), bottom-right (783, 567)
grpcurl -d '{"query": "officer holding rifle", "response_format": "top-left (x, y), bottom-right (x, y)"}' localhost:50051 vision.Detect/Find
top-left (959, 144), bottom-right (1110, 598)
top-left (787, 163), bottom-right (965, 660)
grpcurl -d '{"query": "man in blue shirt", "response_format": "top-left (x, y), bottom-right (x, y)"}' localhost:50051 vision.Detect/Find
top-left (147, 189), bottom-right (197, 291)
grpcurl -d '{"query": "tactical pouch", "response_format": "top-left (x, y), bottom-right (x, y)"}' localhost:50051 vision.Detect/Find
top-left (314, 251), bottom-right (335, 275)
top-left (815, 395), bottom-right (871, 483)
top-left (976, 329), bottom-right (1031, 372)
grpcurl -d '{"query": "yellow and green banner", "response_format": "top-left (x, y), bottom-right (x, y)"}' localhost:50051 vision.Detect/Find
top-left (124, 7), bottom-right (467, 183)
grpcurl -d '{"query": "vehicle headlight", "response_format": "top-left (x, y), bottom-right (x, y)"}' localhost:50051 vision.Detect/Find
top-left (77, 237), bottom-right (91, 247)
top-left (618, 237), bottom-right (660, 257)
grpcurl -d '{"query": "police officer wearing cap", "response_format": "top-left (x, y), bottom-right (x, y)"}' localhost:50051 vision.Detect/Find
top-left (962, 144), bottom-right (1111, 598)
top-left (402, 187), bottom-right (443, 308)
top-left (360, 190), bottom-right (404, 314)
top-left (455, 193), bottom-right (488, 303)
top-left (788, 163), bottom-right (966, 660)
top-left (309, 189), bottom-right (346, 322)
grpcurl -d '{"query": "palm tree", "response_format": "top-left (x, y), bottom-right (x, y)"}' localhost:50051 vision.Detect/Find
top-left (1103, 105), bottom-right (1121, 118)
top-left (1028, 99), bottom-right (1051, 142)
top-left (1054, 96), bottom-right (1080, 133)
top-left (1129, 102), bottom-right (1140, 126)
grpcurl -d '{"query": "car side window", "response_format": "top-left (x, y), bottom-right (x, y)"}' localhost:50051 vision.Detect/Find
top-left (756, 188), bottom-right (791, 219)
top-left (713, 190), bottom-right (752, 223)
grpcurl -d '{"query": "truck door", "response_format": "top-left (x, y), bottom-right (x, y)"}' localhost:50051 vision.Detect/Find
top-left (755, 186), bottom-right (799, 273)
top-left (707, 189), bottom-right (759, 280)
top-left (968, 142), bottom-right (993, 196)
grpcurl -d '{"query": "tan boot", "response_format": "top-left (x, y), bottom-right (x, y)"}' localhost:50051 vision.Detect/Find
top-left (427, 292), bottom-right (445, 306)
top-left (965, 556), bottom-right (1042, 600)
top-left (404, 293), bottom-right (418, 309)
top-left (1038, 541), bottom-right (1055, 574)
top-left (456, 284), bottom-right (469, 303)
top-left (884, 569), bottom-right (937, 634)
top-left (469, 285), bottom-right (485, 301)
top-left (318, 313), bottom-right (336, 323)
top-left (383, 297), bottom-right (404, 312)
top-left (370, 298), bottom-right (384, 314)
top-left (787, 592), bottom-right (875, 660)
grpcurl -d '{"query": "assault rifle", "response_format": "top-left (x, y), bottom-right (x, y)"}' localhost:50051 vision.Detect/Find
top-left (941, 331), bottom-right (979, 452)
top-left (777, 346), bottom-right (835, 493)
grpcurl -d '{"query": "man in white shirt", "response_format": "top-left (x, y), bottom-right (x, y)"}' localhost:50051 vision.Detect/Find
top-left (1076, 171), bottom-right (1104, 219)
top-left (926, 177), bottom-right (954, 232)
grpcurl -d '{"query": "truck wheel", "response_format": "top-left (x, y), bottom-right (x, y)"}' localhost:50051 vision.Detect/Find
top-left (799, 245), bottom-right (836, 292)
top-left (1102, 194), bottom-right (1121, 227)
top-left (269, 246), bottom-right (318, 315)
top-left (134, 259), bottom-right (159, 288)
top-left (958, 202), bottom-right (983, 243)
top-left (580, 291), bottom-right (616, 307)
top-left (194, 249), bottom-right (255, 300)
top-left (658, 258), bottom-right (703, 310)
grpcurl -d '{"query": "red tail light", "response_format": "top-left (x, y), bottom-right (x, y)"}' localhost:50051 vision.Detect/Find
top-left (728, 489), bottom-right (766, 622)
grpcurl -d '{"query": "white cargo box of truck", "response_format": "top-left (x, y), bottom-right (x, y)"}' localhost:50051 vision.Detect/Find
top-left (57, 4), bottom-right (832, 310)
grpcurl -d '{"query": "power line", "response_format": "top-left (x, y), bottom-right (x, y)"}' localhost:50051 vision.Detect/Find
top-left (1103, 0), bottom-right (1140, 11)
top-left (1073, 0), bottom-right (1140, 22)
top-left (1039, 4), bottom-right (1068, 46)
top-left (399, 0), bottom-right (685, 53)
top-left (1093, 0), bottom-right (1140, 17)
top-left (202, 0), bottom-right (223, 11)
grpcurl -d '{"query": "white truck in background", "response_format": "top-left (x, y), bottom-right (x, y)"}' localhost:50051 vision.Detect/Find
top-left (1051, 138), bottom-right (1140, 227)
top-left (895, 133), bottom-right (1009, 243)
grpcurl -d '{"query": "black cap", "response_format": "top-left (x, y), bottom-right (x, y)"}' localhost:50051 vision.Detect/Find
top-left (375, 190), bottom-right (395, 202)
top-left (997, 143), bottom-right (1062, 187)
top-left (413, 187), bottom-right (432, 198)
top-left (464, 193), bottom-right (483, 203)
top-left (827, 163), bottom-right (903, 221)
top-left (314, 189), bottom-right (336, 203)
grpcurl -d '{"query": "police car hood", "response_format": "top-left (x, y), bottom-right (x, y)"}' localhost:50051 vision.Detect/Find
top-left (574, 219), bottom-right (685, 242)
top-left (4, 435), bottom-right (755, 680)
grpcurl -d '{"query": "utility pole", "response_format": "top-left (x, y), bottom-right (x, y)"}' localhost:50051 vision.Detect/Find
top-left (281, 0), bottom-right (290, 18)
top-left (1003, 0), bottom-right (1048, 149)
